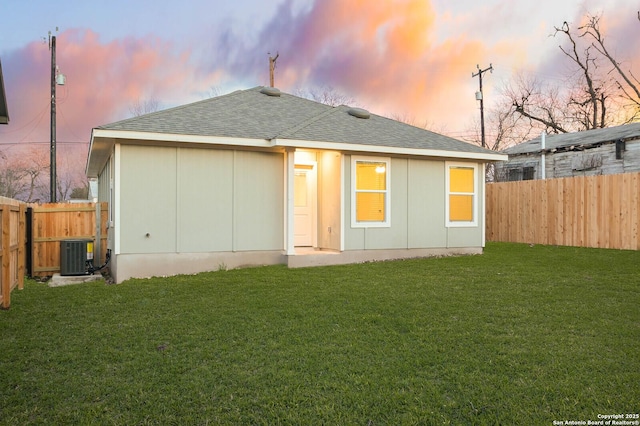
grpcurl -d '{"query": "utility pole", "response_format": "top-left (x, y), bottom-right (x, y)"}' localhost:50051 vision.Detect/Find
top-left (50, 31), bottom-right (57, 203)
top-left (472, 63), bottom-right (493, 148)
top-left (269, 52), bottom-right (279, 87)
top-left (48, 29), bottom-right (65, 202)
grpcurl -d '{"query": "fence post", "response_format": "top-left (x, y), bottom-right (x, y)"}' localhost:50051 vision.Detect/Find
top-left (1, 205), bottom-right (10, 309)
top-left (18, 204), bottom-right (26, 290)
top-left (25, 207), bottom-right (33, 277)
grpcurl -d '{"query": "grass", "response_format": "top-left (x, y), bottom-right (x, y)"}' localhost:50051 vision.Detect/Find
top-left (0, 242), bottom-right (638, 425)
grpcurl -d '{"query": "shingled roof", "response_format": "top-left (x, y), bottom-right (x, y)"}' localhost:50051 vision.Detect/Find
top-left (503, 122), bottom-right (640, 156)
top-left (88, 86), bottom-right (505, 176)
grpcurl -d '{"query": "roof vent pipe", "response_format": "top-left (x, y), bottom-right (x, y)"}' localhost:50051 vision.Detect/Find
top-left (260, 86), bottom-right (281, 97)
top-left (348, 107), bottom-right (370, 119)
top-left (540, 131), bottom-right (546, 179)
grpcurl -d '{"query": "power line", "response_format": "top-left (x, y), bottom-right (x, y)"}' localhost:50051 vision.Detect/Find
top-left (0, 101), bottom-right (50, 135)
top-left (0, 141), bottom-right (88, 146)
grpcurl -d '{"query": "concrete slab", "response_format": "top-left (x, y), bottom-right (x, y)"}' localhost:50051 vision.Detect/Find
top-left (48, 273), bottom-right (104, 287)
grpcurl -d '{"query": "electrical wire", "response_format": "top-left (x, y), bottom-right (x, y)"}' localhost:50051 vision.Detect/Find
top-left (0, 100), bottom-right (50, 136)
top-left (57, 107), bottom-right (87, 142)
top-left (0, 140), bottom-right (88, 145)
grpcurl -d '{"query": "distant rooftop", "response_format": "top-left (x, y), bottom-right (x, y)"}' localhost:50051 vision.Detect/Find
top-left (503, 122), bottom-right (640, 155)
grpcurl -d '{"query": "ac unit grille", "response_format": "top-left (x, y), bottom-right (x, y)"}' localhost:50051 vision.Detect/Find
top-left (60, 240), bottom-right (89, 276)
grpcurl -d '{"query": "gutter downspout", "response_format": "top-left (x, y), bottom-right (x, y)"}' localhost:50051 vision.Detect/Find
top-left (540, 131), bottom-right (546, 179)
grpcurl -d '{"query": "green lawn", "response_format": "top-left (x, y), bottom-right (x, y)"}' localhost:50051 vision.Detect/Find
top-left (1, 242), bottom-right (638, 425)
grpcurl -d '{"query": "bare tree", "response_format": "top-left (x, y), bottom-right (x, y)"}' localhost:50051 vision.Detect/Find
top-left (55, 146), bottom-right (90, 202)
top-left (0, 146), bottom-right (49, 202)
top-left (129, 97), bottom-right (160, 117)
top-left (387, 112), bottom-right (436, 131)
top-left (508, 73), bottom-right (572, 134)
top-left (205, 86), bottom-right (221, 99)
top-left (296, 85), bottom-right (356, 107)
top-left (70, 183), bottom-right (89, 200)
top-left (463, 96), bottom-right (539, 182)
top-left (505, 13), bottom-right (639, 136)
top-left (56, 173), bottom-right (74, 201)
top-left (0, 163), bottom-right (28, 199)
top-left (556, 20), bottom-right (608, 129)
top-left (578, 14), bottom-right (640, 122)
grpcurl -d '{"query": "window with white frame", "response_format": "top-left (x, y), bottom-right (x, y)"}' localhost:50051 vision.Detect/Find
top-left (446, 162), bottom-right (478, 227)
top-left (351, 156), bottom-right (390, 228)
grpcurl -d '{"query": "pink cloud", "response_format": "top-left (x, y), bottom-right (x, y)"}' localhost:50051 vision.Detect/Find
top-left (216, 0), bottom-right (490, 130)
top-left (0, 29), bottom-right (203, 150)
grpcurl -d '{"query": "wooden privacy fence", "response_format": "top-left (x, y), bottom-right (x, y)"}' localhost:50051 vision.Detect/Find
top-left (0, 197), bottom-right (26, 309)
top-left (486, 172), bottom-right (640, 250)
top-left (30, 202), bottom-right (108, 277)
top-left (0, 200), bottom-right (108, 308)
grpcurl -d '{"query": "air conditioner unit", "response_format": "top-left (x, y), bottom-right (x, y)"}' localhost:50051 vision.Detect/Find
top-left (60, 239), bottom-right (93, 276)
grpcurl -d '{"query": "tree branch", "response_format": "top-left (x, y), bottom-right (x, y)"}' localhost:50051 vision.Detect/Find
top-left (583, 14), bottom-right (640, 106)
top-left (513, 101), bottom-right (569, 133)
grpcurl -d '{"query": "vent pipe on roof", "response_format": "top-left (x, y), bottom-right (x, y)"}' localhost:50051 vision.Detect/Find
top-left (348, 107), bottom-right (370, 119)
top-left (260, 86), bottom-right (281, 97)
top-left (540, 131), bottom-right (546, 179)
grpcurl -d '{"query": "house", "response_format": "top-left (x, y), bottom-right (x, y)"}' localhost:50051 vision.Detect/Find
top-left (86, 86), bottom-right (507, 283)
top-left (0, 59), bottom-right (9, 124)
top-left (496, 123), bottom-right (640, 181)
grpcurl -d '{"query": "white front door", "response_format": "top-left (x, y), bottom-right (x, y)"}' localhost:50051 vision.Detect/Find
top-left (294, 164), bottom-right (316, 247)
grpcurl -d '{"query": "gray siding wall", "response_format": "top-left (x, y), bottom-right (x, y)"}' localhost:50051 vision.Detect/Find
top-left (551, 141), bottom-right (640, 177)
top-left (232, 150), bottom-right (284, 251)
top-left (407, 159), bottom-right (447, 248)
top-left (118, 145), bottom-right (284, 255)
top-left (97, 154), bottom-right (118, 278)
top-left (97, 155), bottom-right (112, 224)
top-left (177, 148), bottom-right (233, 252)
top-left (343, 155), bottom-right (484, 250)
top-left (125, 145), bottom-right (178, 253)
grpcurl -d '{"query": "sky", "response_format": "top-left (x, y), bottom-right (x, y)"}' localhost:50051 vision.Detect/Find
top-left (0, 0), bottom-right (638, 163)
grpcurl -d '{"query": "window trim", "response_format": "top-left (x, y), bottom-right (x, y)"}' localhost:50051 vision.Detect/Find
top-left (445, 162), bottom-right (478, 228)
top-left (351, 155), bottom-right (391, 228)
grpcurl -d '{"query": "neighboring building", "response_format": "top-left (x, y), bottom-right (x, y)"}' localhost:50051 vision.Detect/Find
top-left (497, 123), bottom-right (640, 181)
top-left (0, 59), bottom-right (9, 124)
top-left (86, 86), bottom-right (506, 283)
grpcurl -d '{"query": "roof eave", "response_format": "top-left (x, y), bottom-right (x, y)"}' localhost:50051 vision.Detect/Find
top-left (91, 128), bottom-right (277, 147)
top-left (86, 129), bottom-right (280, 177)
top-left (275, 138), bottom-right (508, 162)
top-left (0, 59), bottom-right (9, 124)
top-left (86, 129), bottom-right (508, 176)
top-left (86, 129), bottom-right (113, 178)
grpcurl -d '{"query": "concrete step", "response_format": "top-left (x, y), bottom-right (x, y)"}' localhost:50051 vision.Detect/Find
top-left (48, 273), bottom-right (104, 287)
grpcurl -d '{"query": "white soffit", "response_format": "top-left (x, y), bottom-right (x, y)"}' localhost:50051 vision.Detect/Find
top-left (91, 129), bottom-right (275, 149)
top-left (274, 138), bottom-right (508, 162)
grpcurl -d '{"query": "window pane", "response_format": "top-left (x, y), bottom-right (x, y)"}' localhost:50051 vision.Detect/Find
top-left (450, 167), bottom-right (474, 193)
top-left (449, 195), bottom-right (473, 221)
top-left (523, 167), bottom-right (535, 180)
top-left (356, 162), bottom-right (386, 190)
top-left (356, 192), bottom-right (385, 221)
